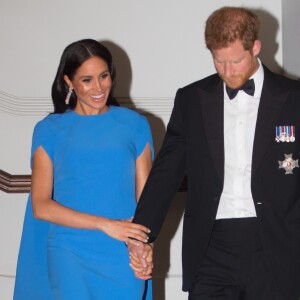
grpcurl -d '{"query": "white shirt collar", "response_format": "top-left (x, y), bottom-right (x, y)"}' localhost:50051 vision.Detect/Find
top-left (250, 58), bottom-right (264, 99)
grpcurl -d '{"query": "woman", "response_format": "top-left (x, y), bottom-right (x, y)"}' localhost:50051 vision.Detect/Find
top-left (14, 39), bottom-right (153, 299)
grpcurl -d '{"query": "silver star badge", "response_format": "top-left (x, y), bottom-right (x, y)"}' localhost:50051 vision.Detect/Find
top-left (278, 153), bottom-right (299, 174)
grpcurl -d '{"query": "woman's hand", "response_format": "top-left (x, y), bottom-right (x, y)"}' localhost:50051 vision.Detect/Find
top-left (129, 242), bottom-right (153, 280)
top-left (129, 244), bottom-right (153, 280)
top-left (100, 218), bottom-right (150, 243)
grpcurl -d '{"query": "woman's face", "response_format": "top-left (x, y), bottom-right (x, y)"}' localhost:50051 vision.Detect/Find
top-left (64, 56), bottom-right (112, 115)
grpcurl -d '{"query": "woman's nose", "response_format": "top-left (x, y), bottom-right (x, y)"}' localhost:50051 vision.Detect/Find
top-left (94, 80), bottom-right (102, 91)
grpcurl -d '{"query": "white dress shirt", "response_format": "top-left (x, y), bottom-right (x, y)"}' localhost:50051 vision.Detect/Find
top-left (216, 59), bottom-right (264, 219)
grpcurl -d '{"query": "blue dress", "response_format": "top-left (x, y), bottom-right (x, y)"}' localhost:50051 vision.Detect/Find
top-left (14, 106), bottom-right (153, 300)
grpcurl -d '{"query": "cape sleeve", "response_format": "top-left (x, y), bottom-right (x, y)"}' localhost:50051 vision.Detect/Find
top-left (30, 117), bottom-right (57, 167)
top-left (135, 115), bottom-right (154, 160)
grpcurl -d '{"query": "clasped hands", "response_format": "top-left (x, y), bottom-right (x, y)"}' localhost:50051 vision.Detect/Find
top-left (127, 239), bottom-right (153, 280)
top-left (102, 217), bottom-right (153, 279)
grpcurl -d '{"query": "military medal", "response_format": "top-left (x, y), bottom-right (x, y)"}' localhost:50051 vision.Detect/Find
top-left (290, 125), bottom-right (295, 142)
top-left (278, 153), bottom-right (299, 174)
top-left (275, 125), bottom-right (295, 142)
top-left (275, 126), bottom-right (280, 142)
top-left (279, 126), bottom-right (286, 142)
top-left (286, 126), bottom-right (290, 142)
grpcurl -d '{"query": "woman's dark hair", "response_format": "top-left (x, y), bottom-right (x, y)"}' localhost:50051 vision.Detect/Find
top-left (51, 39), bottom-right (119, 113)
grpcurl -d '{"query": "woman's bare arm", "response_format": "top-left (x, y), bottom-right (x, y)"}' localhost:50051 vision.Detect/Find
top-left (31, 146), bottom-right (150, 243)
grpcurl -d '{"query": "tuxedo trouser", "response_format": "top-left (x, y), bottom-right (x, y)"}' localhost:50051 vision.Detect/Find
top-left (188, 217), bottom-right (275, 300)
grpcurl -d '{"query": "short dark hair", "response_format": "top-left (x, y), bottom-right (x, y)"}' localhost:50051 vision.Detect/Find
top-left (205, 7), bottom-right (260, 51)
top-left (51, 39), bottom-right (118, 113)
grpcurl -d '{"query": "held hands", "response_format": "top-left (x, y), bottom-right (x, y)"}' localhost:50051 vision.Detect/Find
top-left (128, 240), bottom-right (153, 280)
top-left (101, 217), bottom-right (150, 243)
top-left (100, 217), bottom-right (153, 279)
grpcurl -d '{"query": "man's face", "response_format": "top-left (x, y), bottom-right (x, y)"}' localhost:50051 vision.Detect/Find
top-left (211, 39), bottom-right (261, 89)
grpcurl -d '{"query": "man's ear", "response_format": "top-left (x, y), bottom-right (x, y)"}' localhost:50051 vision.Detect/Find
top-left (252, 40), bottom-right (261, 57)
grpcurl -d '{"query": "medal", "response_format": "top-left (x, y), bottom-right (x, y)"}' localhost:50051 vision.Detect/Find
top-left (280, 126), bottom-right (286, 142)
top-left (275, 125), bottom-right (295, 142)
top-left (286, 126), bottom-right (290, 142)
top-left (278, 153), bottom-right (299, 174)
top-left (275, 126), bottom-right (280, 142)
top-left (290, 125), bottom-right (295, 142)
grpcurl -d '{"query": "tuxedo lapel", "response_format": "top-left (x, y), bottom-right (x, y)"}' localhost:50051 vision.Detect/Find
top-left (251, 67), bottom-right (289, 180)
top-left (197, 79), bottom-right (224, 184)
top-left (194, 67), bottom-right (288, 185)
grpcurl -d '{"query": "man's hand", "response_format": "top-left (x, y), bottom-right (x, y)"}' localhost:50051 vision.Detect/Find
top-left (127, 240), bottom-right (153, 280)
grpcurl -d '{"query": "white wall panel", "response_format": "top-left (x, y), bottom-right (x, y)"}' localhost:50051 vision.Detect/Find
top-left (282, 0), bottom-right (300, 78)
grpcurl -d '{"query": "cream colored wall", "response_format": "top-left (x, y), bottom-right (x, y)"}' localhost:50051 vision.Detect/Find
top-left (0, 1), bottom-right (283, 299)
top-left (282, 0), bottom-right (300, 78)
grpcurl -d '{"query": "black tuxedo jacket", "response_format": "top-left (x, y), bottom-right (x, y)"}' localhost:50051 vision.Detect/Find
top-left (133, 66), bottom-right (300, 298)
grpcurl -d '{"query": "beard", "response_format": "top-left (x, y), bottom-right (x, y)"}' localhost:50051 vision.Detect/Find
top-left (220, 58), bottom-right (259, 89)
top-left (221, 74), bottom-right (249, 89)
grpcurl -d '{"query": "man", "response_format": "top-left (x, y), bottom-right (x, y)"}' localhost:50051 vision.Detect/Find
top-left (129, 6), bottom-right (300, 300)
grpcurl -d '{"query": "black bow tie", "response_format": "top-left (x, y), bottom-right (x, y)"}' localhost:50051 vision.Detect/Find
top-left (226, 79), bottom-right (255, 100)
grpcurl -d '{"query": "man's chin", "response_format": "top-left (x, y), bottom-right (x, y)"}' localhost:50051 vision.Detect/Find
top-left (223, 78), bottom-right (245, 89)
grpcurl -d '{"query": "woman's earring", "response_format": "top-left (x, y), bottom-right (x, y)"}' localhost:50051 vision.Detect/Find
top-left (65, 88), bottom-right (73, 105)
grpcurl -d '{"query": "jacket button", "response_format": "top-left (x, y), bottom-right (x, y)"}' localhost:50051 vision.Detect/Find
top-left (213, 196), bottom-right (219, 202)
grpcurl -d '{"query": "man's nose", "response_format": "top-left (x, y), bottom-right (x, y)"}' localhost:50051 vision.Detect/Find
top-left (224, 63), bottom-right (233, 77)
